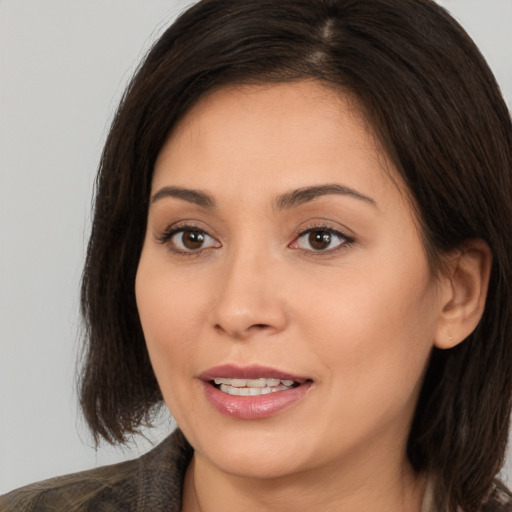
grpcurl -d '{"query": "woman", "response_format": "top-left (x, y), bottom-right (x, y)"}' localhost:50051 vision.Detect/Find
top-left (2, 0), bottom-right (511, 511)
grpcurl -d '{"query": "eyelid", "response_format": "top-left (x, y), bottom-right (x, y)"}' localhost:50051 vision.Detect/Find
top-left (157, 222), bottom-right (221, 254)
top-left (155, 220), bottom-right (354, 256)
top-left (289, 223), bottom-right (355, 253)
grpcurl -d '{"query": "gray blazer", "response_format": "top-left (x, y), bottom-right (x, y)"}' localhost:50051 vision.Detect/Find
top-left (2, 429), bottom-right (511, 511)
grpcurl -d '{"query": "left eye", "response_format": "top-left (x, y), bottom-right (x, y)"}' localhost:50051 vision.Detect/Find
top-left (168, 228), bottom-right (219, 252)
top-left (292, 228), bottom-right (349, 252)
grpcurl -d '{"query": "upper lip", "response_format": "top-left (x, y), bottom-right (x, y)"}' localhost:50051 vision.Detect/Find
top-left (199, 364), bottom-right (310, 383)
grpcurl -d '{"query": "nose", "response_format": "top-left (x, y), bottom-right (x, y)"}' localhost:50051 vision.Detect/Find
top-left (209, 249), bottom-right (288, 340)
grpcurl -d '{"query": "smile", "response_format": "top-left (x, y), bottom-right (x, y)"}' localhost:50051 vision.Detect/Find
top-left (200, 365), bottom-right (312, 419)
top-left (212, 377), bottom-right (299, 396)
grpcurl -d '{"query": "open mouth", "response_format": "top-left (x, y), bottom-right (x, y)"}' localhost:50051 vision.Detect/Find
top-left (201, 368), bottom-right (314, 418)
top-left (211, 377), bottom-right (303, 396)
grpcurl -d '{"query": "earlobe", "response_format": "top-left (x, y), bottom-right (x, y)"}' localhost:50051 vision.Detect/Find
top-left (434, 239), bottom-right (492, 350)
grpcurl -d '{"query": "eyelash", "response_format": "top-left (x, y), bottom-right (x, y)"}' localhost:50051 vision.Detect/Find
top-left (157, 223), bottom-right (219, 257)
top-left (157, 223), bottom-right (355, 256)
top-left (291, 225), bottom-right (355, 255)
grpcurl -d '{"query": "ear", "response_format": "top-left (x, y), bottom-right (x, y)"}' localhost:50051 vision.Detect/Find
top-left (434, 239), bottom-right (492, 350)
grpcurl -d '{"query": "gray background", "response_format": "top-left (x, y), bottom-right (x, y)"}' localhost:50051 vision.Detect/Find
top-left (1, 0), bottom-right (511, 494)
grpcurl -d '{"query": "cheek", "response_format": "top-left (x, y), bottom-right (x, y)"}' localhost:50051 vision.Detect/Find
top-left (135, 252), bottom-right (208, 376)
top-left (296, 255), bottom-right (438, 413)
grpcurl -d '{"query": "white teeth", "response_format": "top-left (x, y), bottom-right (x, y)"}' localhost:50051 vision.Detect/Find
top-left (246, 378), bottom-right (266, 387)
top-left (213, 378), bottom-right (231, 385)
top-left (213, 377), bottom-right (295, 388)
top-left (213, 377), bottom-right (298, 396)
top-left (219, 384), bottom-right (291, 396)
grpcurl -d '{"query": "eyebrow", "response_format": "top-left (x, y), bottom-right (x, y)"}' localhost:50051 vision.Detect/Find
top-left (275, 184), bottom-right (377, 210)
top-left (150, 183), bottom-right (377, 210)
top-left (151, 186), bottom-right (216, 208)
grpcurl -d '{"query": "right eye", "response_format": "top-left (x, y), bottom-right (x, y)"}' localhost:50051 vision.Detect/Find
top-left (159, 226), bottom-right (221, 254)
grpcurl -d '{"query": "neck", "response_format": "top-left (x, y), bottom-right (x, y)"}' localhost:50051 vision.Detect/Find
top-left (182, 447), bottom-right (427, 512)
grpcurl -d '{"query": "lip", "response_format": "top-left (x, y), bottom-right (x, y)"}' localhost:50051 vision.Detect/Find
top-left (199, 364), bottom-right (313, 420)
top-left (199, 364), bottom-right (309, 382)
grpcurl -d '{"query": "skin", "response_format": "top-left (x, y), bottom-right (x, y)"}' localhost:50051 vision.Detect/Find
top-left (135, 81), bottom-right (475, 511)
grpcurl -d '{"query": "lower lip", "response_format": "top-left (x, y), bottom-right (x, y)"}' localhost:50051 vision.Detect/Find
top-left (201, 381), bottom-right (313, 419)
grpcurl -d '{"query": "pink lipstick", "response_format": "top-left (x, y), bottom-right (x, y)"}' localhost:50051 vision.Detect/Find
top-left (199, 364), bottom-right (313, 419)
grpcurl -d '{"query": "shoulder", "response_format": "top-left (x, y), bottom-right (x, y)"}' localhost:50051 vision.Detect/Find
top-left (0, 429), bottom-right (193, 512)
top-left (0, 457), bottom-right (140, 512)
top-left (481, 481), bottom-right (512, 512)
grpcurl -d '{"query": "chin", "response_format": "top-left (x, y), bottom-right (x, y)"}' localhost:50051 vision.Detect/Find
top-left (209, 448), bottom-right (309, 480)
top-left (189, 424), bottom-right (315, 480)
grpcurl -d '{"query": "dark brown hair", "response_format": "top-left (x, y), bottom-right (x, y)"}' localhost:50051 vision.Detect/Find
top-left (79, 1), bottom-right (512, 510)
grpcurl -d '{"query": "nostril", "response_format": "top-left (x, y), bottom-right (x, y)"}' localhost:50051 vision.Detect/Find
top-left (213, 322), bottom-right (273, 339)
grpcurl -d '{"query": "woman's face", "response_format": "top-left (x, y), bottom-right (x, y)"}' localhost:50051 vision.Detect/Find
top-left (136, 82), bottom-right (446, 481)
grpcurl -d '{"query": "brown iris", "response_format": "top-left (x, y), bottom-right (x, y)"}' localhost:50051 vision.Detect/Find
top-left (181, 230), bottom-right (205, 250)
top-left (308, 230), bottom-right (332, 250)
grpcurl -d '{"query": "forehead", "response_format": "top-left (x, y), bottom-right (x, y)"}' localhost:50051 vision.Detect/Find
top-left (152, 81), bottom-right (404, 211)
